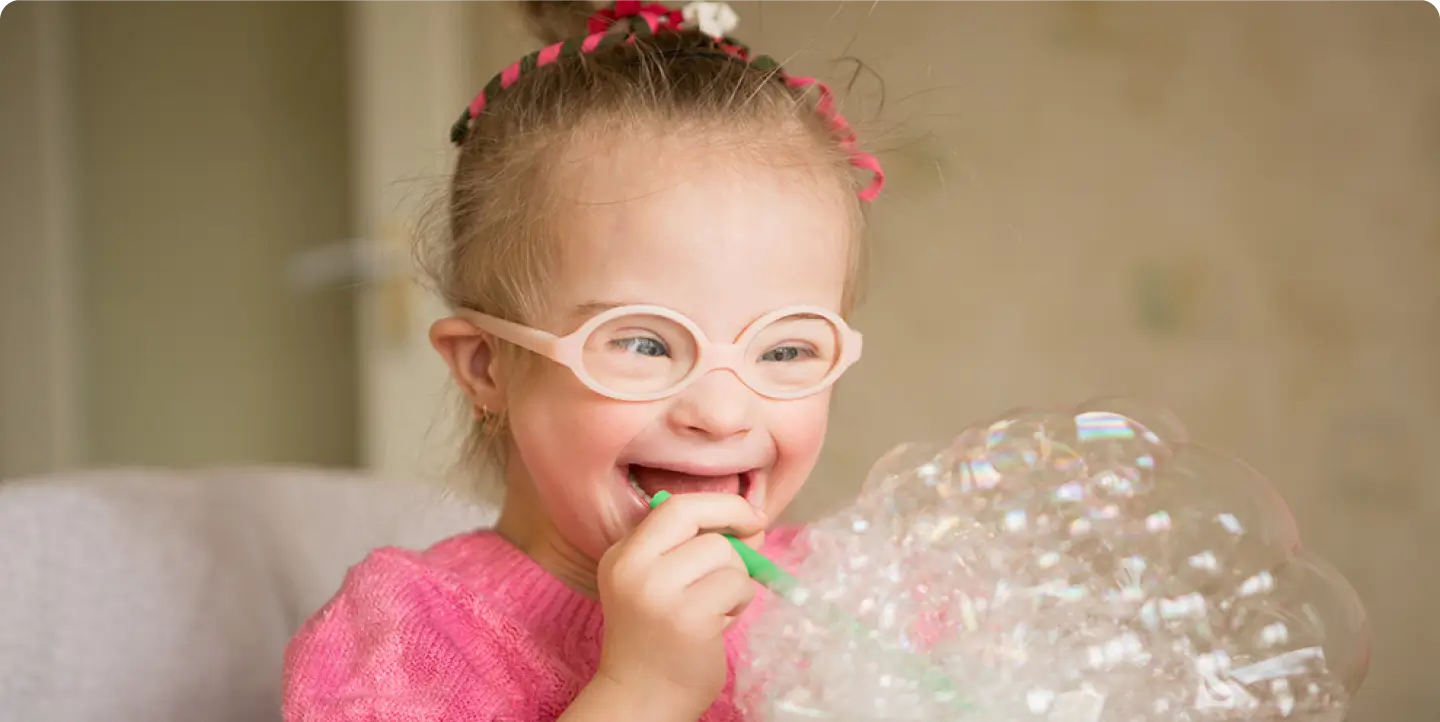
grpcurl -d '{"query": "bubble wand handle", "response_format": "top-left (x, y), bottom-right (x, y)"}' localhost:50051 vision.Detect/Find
top-left (647, 491), bottom-right (800, 590)
top-left (646, 491), bottom-right (974, 713)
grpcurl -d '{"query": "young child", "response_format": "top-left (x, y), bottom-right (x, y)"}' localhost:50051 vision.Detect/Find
top-left (283, 2), bottom-right (883, 720)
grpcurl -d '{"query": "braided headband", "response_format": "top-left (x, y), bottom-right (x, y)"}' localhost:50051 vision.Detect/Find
top-left (448, 0), bottom-right (884, 202)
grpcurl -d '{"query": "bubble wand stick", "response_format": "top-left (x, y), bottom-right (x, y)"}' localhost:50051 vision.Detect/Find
top-left (647, 491), bottom-right (974, 713)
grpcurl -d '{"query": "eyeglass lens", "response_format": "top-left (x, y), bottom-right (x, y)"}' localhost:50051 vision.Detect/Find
top-left (578, 312), bottom-right (843, 397)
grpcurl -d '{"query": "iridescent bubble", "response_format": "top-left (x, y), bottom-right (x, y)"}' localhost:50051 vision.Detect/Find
top-left (1135, 445), bottom-right (1302, 600)
top-left (1217, 550), bottom-right (1370, 700)
top-left (861, 440), bottom-right (952, 499)
top-left (1074, 395), bottom-right (1190, 445)
top-left (739, 400), bottom-right (1369, 722)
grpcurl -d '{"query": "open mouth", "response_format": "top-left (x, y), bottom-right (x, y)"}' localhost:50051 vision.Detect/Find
top-left (626, 465), bottom-right (753, 504)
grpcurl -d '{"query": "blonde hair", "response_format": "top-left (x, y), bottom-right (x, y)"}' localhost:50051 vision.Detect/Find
top-left (417, 1), bottom-right (874, 476)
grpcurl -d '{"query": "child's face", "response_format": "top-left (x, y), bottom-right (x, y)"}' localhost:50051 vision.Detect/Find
top-left (506, 143), bottom-right (853, 561)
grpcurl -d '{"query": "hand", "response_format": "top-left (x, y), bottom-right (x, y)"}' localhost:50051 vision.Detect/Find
top-left (593, 493), bottom-right (767, 718)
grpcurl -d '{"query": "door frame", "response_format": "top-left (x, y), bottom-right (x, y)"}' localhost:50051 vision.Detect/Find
top-left (345, 1), bottom-right (475, 479)
top-left (0, 1), bottom-right (84, 478)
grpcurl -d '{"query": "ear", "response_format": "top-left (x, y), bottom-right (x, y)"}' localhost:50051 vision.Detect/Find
top-left (430, 317), bottom-right (506, 417)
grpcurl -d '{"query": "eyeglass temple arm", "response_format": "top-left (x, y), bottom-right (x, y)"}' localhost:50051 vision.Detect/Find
top-left (461, 310), bottom-right (563, 359)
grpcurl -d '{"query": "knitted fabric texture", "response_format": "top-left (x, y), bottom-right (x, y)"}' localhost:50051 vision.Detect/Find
top-left (283, 527), bottom-right (806, 721)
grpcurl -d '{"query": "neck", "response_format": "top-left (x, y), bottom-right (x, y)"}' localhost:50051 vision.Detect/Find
top-left (493, 471), bottom-right (602, 598)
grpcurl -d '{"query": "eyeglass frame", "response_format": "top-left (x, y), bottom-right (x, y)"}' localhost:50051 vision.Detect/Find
top-left (456, 304), bottom-right (864, 402)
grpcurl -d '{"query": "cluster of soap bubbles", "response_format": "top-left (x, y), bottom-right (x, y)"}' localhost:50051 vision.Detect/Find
top-left (740, 398), bottom-right (1369, 722)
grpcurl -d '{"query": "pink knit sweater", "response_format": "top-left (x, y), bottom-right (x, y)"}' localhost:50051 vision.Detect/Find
top-left (283, 527), bottom-right (806, 722)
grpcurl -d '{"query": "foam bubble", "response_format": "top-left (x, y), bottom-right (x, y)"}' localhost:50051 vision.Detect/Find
top-left (740, 399), bottom-right (1369, 722)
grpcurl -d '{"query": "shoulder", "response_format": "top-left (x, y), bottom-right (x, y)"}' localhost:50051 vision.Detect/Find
top-left (294, 543), bottom-right (477, 638)
top-left (283, 534), bottom-right (529, 721)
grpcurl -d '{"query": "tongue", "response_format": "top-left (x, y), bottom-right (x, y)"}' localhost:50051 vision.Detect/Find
top-left (632, 466), bottom-right (742, 497)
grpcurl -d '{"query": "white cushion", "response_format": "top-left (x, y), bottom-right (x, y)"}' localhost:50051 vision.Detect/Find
top-left (0, 467), bottom-right (493, 722)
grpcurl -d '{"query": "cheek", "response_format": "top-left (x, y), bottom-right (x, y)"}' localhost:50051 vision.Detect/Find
top-left (779, 405), bottom-right (830, 458)
top-left (769, 393), bottom-right (833, 487)
top-left (508, 369), bottom-right (652, 482)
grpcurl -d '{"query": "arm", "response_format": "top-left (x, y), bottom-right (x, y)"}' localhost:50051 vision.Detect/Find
top-left (558, 674), bottom-right (706, 722)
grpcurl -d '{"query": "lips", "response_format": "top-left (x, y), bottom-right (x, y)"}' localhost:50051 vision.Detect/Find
top-left (627, 465), bottom-right (753, 503)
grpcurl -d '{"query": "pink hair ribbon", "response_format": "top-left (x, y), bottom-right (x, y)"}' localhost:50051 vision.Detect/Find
top-left (449, 1), bottom-right (885, 202)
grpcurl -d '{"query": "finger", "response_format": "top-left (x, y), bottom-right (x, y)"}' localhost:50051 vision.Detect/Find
top-left (682, 567), bottom-right (757, 621)
top-left (625, 493), bottom-right (766, 561)
top-left (652, 532), bottom-right (748, 588)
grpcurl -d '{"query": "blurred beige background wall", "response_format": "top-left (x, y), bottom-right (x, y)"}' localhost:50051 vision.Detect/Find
top-left (0, 1), bottom-right (359, 474)
top-left (71, 1), bottom-right (359, 468)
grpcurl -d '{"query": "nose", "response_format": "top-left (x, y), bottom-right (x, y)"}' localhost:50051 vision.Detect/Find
top-left (666, 370), bottom-right (756, 441)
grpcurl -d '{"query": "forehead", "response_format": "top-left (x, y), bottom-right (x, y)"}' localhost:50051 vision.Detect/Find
top-left (549, 137), bottom-right (854, 336)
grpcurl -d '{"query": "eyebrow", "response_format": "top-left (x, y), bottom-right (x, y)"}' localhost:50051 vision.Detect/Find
top-left (567, 301), bottom-right (627, 323)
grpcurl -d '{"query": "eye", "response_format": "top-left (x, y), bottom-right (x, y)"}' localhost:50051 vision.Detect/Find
top-left (612, 337), bottom-right (670, 357)
top-left (760, 345), bottom-right (817, 363)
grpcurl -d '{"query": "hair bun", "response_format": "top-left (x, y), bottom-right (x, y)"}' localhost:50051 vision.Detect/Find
top-left (519, 1), bottom-right (598, 44)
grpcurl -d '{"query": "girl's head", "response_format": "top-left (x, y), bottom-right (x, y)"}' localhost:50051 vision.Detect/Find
top-left (427, 0), bottom-right (882, 579)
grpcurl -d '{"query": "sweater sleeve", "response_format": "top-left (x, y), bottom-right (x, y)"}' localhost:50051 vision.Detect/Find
top-left (282, 548), bottom-right (523, 722)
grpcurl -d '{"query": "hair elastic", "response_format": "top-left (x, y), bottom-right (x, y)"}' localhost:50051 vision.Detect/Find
top-left (448, 0), bottom-right (884, 202)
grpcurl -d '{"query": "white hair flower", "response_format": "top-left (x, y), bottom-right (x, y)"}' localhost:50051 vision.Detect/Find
top-left (682, 1), bottom-right (739, 40)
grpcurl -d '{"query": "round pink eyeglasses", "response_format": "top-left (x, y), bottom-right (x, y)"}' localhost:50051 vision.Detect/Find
top-left (458, 304), bottom-right (863, 402)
